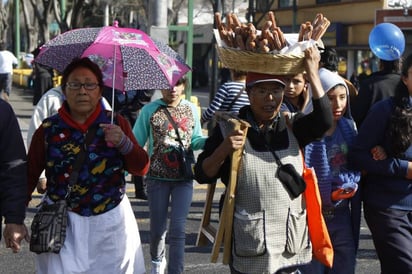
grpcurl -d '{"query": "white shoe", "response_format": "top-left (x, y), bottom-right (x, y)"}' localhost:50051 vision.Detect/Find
top-left (151, 257), bottom-right (166, 274)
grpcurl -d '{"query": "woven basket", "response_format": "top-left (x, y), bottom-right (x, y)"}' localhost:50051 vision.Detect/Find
top-left (216, 46), bottom-right (305, 75)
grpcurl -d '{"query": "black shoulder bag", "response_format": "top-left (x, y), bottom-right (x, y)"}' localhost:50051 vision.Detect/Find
top-left (162, 106), bottom-right (196, 179)
top-left (268, 146), bottom-right (306, 198)
top-left (30, 127), bottom-right (97, 254)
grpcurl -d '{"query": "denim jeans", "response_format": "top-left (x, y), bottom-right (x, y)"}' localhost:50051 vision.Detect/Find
top-left (300, 206), bottom-right (356, 274)
top-left (0, 73), bottom-right (12, 95)
top-left (146, 178), bottom-right (193, 274)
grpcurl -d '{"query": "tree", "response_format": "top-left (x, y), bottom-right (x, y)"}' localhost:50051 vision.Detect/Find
top-left (0, 1), bottom-right (10, 44)
top-left (7, 0), bottom-right (187, 56)
top-left (19, 0), bottom-right (97, 53)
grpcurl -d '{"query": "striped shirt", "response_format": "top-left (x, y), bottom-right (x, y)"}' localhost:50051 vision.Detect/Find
top-left (201, 81), bottom-right (249, 123)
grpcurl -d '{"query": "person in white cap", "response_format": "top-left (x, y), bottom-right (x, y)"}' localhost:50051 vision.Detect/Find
top-left (302, 67), bottom-right (362, 274)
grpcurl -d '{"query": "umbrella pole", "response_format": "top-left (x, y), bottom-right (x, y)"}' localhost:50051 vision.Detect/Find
top-left (110, 46), bottom-right (117, 124)
top-left (105, 46), bottom-right (117, 148)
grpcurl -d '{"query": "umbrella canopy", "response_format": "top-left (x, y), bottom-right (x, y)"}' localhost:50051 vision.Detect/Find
top-left (35, 25), bottom-right (191, 91)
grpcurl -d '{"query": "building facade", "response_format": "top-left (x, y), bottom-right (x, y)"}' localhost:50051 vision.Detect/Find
top-left (255, 0), bottom-right (412, 79)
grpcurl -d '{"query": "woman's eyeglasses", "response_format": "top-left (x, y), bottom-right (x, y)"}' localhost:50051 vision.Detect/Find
top-left (65, 82), bottom-right (99, 91)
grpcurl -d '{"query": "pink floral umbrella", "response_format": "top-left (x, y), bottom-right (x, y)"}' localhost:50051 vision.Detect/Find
top-left (35, 24), bottom-right (191, 92)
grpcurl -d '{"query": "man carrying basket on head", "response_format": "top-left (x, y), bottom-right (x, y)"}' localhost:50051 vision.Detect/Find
top-left (194, 46), bottom-right (333, 274)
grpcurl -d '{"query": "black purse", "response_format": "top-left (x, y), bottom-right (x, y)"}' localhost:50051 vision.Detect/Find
top-left (30, 127), bottom-right (97, 254)
top-left (269, 147), bottom-right (306, 199)
top-left (162, 106), bottom-right (195, 179)
top-left (29, 199), bottom-right (68, 254)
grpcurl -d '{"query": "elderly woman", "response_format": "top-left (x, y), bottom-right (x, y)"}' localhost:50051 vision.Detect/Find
top-left (194, 47), bottom-right (333, 274)
top-left (27, 57), bottom-right (149, 274)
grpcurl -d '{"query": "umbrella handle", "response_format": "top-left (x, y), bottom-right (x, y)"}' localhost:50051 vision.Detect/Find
top-left (107, 141), bottom-right (114, 147)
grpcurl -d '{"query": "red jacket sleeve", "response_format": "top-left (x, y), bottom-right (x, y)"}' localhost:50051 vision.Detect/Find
top-left (26, 126), bottom-right (46, 204)
top-left (116, 114), bottom-right (150, 176)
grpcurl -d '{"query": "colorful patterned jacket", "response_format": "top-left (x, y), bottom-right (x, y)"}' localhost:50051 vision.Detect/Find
top-left (27, 102), bottom-right (149, 216)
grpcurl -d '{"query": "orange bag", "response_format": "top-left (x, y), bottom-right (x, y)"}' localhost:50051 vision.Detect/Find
top-left (303, 165), bottom-right (334, 268)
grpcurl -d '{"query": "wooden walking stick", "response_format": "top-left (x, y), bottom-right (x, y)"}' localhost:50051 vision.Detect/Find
top-left (210, 112), bottom-right (250, 264)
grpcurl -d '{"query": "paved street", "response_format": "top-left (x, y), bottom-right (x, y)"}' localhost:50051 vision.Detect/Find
top-left (0, 85), bottom-right (380, 273)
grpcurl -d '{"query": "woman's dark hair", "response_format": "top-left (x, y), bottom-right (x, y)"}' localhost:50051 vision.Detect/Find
top-left (380, 59), bottom-right (401, 73)
top-left (387, 53), bottom-right (412, 157)
top-left (393, 53), bottom-right (412, 106)
top-left (61, 57), bottom-right (104, 89)
top-left (175, 76), bottom-right (187, 86)
top-left (320, 47), bottom-right (339, 72)
top-left (231, 70), bottom-right (247, 79)
top-left (283, 73), bottom-right (308, 112)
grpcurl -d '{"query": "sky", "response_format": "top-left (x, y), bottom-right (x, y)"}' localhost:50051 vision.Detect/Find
top-left (178, 0), bottom-right (249, 25)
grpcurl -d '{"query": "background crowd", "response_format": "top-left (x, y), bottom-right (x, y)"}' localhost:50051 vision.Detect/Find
top-left (0, 25), bottom-right (411, 274)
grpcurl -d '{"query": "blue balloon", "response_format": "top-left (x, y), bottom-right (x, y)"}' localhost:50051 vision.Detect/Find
top-left (369, 23), bottom-right (405, 61)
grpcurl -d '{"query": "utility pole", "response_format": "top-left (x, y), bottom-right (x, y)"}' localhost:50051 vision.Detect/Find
top-left (168, 0), bottom-right (194, 99)
top-left (292, 0), bottom-right (297, 32)
top-left (14, 0), bottom-right (20, 62)
top-left (149, 0), bottom-right (194, 98)
top-left (211, 0), bottom-right (223, 103)
top-left (104, 4), bottom-right (110, 26)
top-left (149, 0), bottom-right (168, 43)
top-left (60, 0), bottom-right (66, 20)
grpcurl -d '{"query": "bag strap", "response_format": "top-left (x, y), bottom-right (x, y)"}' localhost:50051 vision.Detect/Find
top-left (267, 144), bottom-right (308, 172)
top-left (162, 106), bottom-right (185, 148)
top-left (264, 118), bottom-right (300, 168)
top-left (226, 87), bottom-right (245, 111)
top-left (265, 143), bottom-right (284, 167)
top-left (66, 126), bottom-right (98, 198)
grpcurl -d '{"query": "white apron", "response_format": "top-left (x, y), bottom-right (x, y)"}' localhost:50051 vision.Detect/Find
top-left (35, 195), bottom-right (145, 274)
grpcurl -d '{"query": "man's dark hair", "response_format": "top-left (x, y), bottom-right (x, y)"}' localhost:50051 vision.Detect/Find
top-left (320, 47), bottom-right (339, 72)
